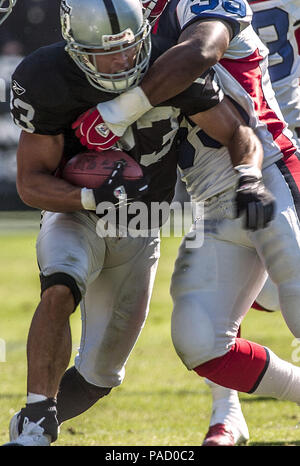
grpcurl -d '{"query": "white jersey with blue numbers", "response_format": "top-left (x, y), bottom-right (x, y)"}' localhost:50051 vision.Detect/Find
top-left (158, 0), bottom-right (299, 201)
top-left (176, 0), bottom-right (262, 60)
top-left (249, 0), bottom-right (300, 133)
top-left (176, 0), bottom-right (253, 31)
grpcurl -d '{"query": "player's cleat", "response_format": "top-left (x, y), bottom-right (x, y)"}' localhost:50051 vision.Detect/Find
top-left (202, 422), bottom-right (248, 446)
top-left (203, 379), bottom-right (249, 446)
top-left (3, 412), bottom-right (51, 446)
top-left (202, 423), bottom-right (235, 446)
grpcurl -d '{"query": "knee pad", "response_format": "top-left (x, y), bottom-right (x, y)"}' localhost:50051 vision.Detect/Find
top-left (40, 272), bottom-right (82, 310)
top-left (171, 294), bottom-right (215, 369)
top-left (57, 366), bottom-right (112, 424)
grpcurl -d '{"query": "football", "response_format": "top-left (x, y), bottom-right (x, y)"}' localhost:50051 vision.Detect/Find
top-left (61, 149), bottom-right (143, 189)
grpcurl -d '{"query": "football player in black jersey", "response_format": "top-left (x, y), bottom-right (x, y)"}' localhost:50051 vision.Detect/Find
top-left (74, 0), bottom-right (300, 447)
top-left (4, 0), bottom-right (269, 446)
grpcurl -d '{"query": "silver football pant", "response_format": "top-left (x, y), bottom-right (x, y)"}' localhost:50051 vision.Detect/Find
top-left (37, 210), bottom-right (160, 387)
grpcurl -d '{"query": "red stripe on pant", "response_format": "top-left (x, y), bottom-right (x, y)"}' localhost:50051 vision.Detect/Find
top-left (194, 338), bottom-right (269, 393)
top-left (276, 153), bottom-right (300, 219)
top-left (281, 152), bottom-right (300, 192)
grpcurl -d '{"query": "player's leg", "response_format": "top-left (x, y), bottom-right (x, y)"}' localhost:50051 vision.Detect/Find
top-left (207, 274), bottom-right (281, 445)
top-left (224, 261), bottom-right (279, 445)
top-left (220, 221), bottom-right (280, 446)
top-left (227, 159), bottom-right (300, 400)
top-left (56, 234), bottom-right (160, 424)
top-left (26, 285), bottom-right (75, 402)
top-left (170, 212), bottom-right (267, 444)
top-left (5, 211), bottom-right (106, 446)
top-left (203, 324), bottom-right (249, 446)
top-left (171, 189), bottom-right (300, 418)
top-left (202, 379), bottom-right (249, 446)
top-left (56, 366), bottom-right (112, 425)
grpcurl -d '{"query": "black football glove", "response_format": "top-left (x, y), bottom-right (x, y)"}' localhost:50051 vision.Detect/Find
top-left (235, 175), bottom-right (275, 231)
top-left (93, 159), bottom-right (149, 209)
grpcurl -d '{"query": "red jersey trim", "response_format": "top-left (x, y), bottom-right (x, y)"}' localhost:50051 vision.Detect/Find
top-left (220, 49), bottom-right (297, 159)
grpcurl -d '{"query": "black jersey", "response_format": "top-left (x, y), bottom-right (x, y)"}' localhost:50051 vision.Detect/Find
top-left (11, 40), bottom-right (221, 207)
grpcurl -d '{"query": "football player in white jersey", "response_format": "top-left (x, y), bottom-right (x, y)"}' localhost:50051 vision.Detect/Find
top-left (166, 0), bottom-right (300, 446)
top-left (74, 0), bottom-right (300, 447)
top-left (0, 0), bottom-right (16, 25)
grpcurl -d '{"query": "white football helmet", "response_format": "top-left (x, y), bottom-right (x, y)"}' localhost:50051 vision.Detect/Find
top-left (61, 0), bottom-right (151, 93)
top-left (141, 0), bottom-right (170, 24)
top-left (0, 0), bottom-right (17, 25)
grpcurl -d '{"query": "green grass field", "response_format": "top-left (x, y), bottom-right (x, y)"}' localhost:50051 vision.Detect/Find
top-left (0, 211), bottom-right (300, 447)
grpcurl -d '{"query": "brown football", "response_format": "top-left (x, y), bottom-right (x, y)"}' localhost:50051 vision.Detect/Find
top-left (61, 149), bottom-right (143, 188)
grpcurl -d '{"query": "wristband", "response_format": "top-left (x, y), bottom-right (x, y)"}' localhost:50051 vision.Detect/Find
top-left (81, 188), bottom-right (96, 210)
top-left (234, 164), bottom-right (262, 180)
top-left (97, 86), bottom-right (153, 137)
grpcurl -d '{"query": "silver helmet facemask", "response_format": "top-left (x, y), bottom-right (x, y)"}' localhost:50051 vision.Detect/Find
top-left (0, 0), bottom-right (17, 25)
top-left (61, 0), bottom-right (152, 93)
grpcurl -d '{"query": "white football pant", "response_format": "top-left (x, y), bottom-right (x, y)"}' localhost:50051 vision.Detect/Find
top-left (171, 162), bottom-right (300, 369)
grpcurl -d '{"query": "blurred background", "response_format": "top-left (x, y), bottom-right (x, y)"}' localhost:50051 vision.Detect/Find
top-left (0, 0), bottom-right (61, 210)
